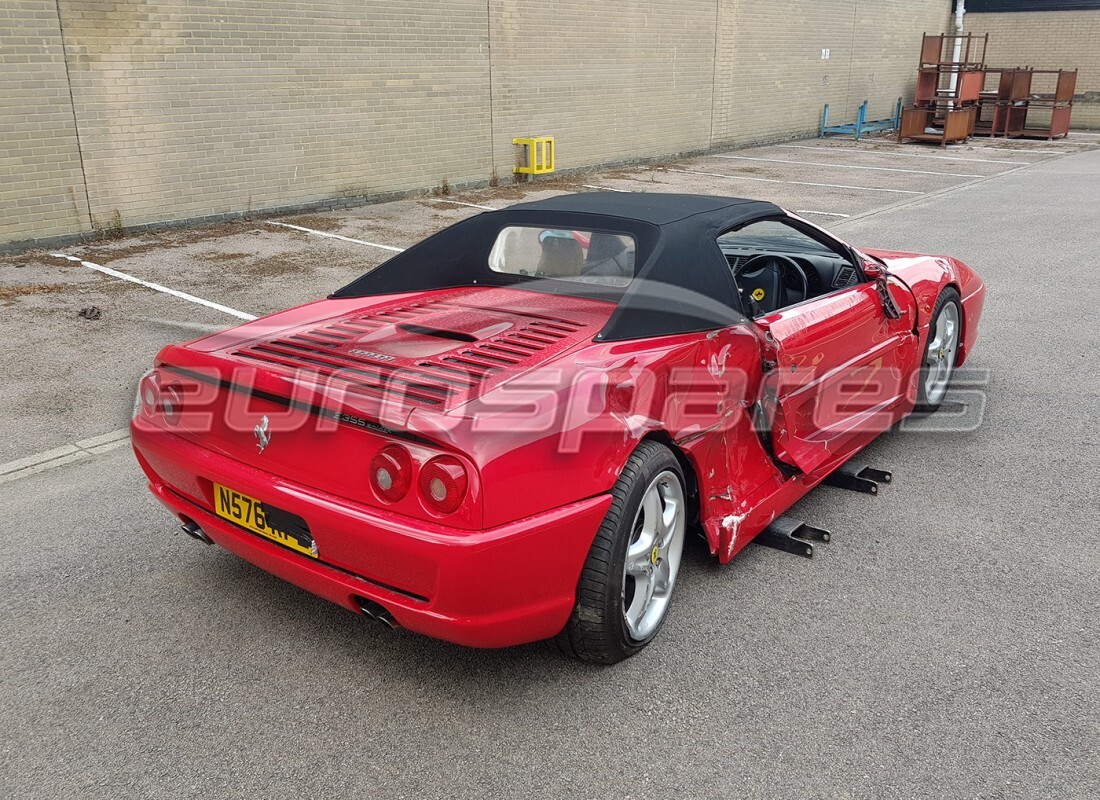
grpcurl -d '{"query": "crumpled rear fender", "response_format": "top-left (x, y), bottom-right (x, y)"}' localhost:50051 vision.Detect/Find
top-left (408, 329), bottom-right (768, 530)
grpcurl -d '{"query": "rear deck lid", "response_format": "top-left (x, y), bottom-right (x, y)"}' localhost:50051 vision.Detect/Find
top-left (205, 286), bottom-right (613, 419)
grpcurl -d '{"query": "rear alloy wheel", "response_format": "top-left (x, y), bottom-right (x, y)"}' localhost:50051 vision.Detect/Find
top-left (556, 440), bottom-right (687, 664)
top-left (916, 287), bottom-right (962, 412)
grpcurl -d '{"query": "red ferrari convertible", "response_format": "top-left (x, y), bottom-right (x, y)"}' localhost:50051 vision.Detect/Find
top-left (131, 193), bottom-right (985, 663)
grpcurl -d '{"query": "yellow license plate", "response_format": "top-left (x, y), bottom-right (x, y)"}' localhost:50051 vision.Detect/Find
top-left (213, 483), bottom-right (316, 558)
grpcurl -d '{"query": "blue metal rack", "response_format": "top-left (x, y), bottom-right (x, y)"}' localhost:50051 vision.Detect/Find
top-left (821, 98), bottom-right (903, 140)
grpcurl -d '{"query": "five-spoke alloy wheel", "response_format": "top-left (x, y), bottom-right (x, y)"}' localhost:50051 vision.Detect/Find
top-left (621, 470), bottom-right (685, 641)
top-left (556, 440), bottom-right (687, 664)
top-left (917, 287), bottom-right (962, 411)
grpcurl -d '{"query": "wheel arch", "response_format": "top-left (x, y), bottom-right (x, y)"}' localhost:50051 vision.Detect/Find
top-left (927, 281), bottom-right (965, 365)
top-left (637, 431), bottom-right (700, 527)
top-left (944, 281), bottom-right (967, 366)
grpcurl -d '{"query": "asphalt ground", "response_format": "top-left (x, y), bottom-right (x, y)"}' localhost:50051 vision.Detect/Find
top-left (2, 131), bottom-right (1098, 799)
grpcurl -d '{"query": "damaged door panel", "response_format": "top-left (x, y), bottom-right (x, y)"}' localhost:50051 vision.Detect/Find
top-left (754, 280), bottom-right (918, 476)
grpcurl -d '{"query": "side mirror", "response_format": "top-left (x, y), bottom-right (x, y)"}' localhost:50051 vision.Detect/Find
top-left (862, 260), bottom-right (886, 280)
top-left (865, 261), bottom-right (902, 320)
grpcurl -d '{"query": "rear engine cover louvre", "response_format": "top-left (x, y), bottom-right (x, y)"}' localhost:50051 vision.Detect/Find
top-left (229, 292), bottom-right (591, 411)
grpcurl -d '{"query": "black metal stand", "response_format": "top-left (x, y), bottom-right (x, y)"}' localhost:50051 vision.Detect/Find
top-left (754, 516), bottom-right (831, 559)
top-left (822, 462), bottom-right (892, 495)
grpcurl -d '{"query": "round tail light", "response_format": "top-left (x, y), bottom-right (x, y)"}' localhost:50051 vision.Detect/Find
top-left (419, 456), bottom-right (468, 515)
top-left (370, 445), bottom-right (412, 503)
top-left (162, 383), bottom-right (183, 425)
top-left (139, 374), bottom-right (161, 416)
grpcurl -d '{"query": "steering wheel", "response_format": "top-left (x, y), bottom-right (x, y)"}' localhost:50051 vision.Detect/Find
top-left (734, 254), bottom-right (810, 316)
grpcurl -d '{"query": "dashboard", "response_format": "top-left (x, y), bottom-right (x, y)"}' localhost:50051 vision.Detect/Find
top-left (721, 246), bottom-right (861, 306)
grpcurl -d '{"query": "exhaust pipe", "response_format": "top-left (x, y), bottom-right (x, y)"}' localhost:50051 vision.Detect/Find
top-left (355, 597), bottom-right (398, 630)
top-left (180, 519), bottom-right (213, 545)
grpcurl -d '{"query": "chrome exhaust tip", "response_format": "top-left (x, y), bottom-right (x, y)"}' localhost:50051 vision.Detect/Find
top-left (355, 597), bottom-right (398, 630)
top-left (180, 520), bottom-right (213, 545)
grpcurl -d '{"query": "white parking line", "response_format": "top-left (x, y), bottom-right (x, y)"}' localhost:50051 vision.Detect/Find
top-left (712, 154), bottom-right (984, 178)
top-left (777, 144), bottom-right (1034, 166)
top-left (265, 221), bottom-right (405, 252)
top-left (432, 199), bottom-right (497, 211)
top-left (0, 429), bottom-right (130, 485)
top-left (962, 143), bottom-right (1079, 152)
top-left (665, 168), bottom-right (924, 195)
top-left (50, 254), bottom-right (257, 321)
top-left (135, 316), bottom-right (230, 333)
top-left (582, 184), bottom-right (631, 193)
top-left (794, 210), bottom-right (851, 218)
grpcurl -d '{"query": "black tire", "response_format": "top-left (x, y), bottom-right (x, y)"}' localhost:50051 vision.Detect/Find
top-left (555, 440), bottom-right (686, 664)
top-left (915, 287), bottom-right (962, 413)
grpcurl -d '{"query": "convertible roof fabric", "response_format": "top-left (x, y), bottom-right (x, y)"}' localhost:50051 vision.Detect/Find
top-left (333, 193), bottom-right (783, 341)
top-left (509, 192), bottom-right (771, 226)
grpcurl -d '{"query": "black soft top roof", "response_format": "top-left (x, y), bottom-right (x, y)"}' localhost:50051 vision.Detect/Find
top-left (333, 193), bottom-right (784, 341)
top-left (508, 192), bottom-right (774, 226)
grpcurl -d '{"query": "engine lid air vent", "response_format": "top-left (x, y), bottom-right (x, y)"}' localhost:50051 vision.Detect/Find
top-left (225, 290), bottom-right (598, 411)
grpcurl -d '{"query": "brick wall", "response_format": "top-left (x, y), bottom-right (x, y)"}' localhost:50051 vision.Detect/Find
top-left (0, 1), bottom-right (90, 242)
top-left (713, 0), bottom-right (950, 147)
top-left (965, 10), bottom-right (1100, 129)
top-left (55, 0), bottom-right (493, 234)
top-left (488, 1), bottom-right (718, 170)
top-left (2, 0), bottom-right (953, 250)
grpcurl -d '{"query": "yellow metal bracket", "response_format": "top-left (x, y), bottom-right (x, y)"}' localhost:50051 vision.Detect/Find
top-left (513, 136), bottom-right (555, 175)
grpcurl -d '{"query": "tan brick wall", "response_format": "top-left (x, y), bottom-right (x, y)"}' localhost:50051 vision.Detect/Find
top-left (966, 10), bottom-right (1100, 129)
top-left (487, 1), bottom-right (719, 172)
top-left (0, 1), bottom-right (90, 243)
top-left (2, 0), bottom-right (953, 248)
top-left (713, 0), bottom-right (950, 148)
top-left (57, 0), bottom-right (494, 233)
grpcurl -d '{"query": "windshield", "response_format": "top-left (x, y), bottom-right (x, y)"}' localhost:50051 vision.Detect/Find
top-left (488, 226), bottom-right (636, 288)
top-left (717, 219), bottom-right (837, 257)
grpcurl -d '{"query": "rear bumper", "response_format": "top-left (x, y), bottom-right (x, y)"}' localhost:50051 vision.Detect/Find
top-left (131, 421), bottom-right (610, 648)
